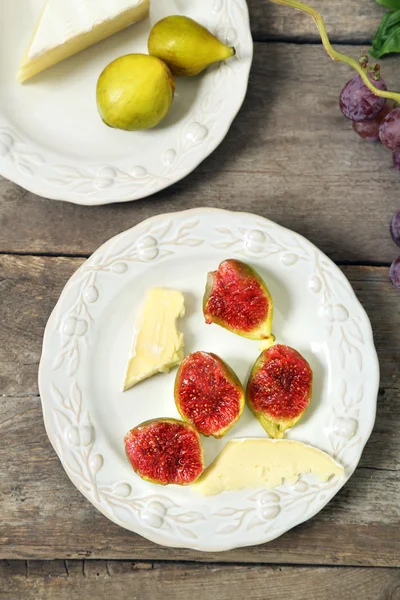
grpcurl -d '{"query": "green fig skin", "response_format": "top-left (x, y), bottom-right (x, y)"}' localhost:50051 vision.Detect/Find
top-left (148, 16), bottom-right (235, 77)
top-left (97, 54), bottom-right (175, 131)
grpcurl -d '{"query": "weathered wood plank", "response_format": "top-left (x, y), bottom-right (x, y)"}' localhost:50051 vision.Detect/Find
top-left (1, 561), bottom-right (400, 600)
top-left (1, 44), bottom-right (400, 263)
top-left (2, 257), bottom-right (398, 401)
top-left (0, 256), bottom-right (399, 564)
top-left (248, 0), bottom-right (384, 42)
top-left (1, 393), bottom-right (398, 564)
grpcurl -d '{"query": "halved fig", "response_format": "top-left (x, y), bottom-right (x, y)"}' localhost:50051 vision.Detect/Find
top-left (124, 418), bottom-right (204, 485)
top-left (203, 259), bottom-right (274, 340)
top-left (247, 345), bottom-right (312, 439)
top-left (174, 351), bottom-right (245, 438)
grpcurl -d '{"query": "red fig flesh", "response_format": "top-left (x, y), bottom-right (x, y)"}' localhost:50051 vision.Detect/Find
top-left (124, 418), bottom-right (204, 485)
top-left (203, 259), bottom-right (274, 340)
top-left (175, 351), bottom-right (245, 438)
top-left (247, 345), bottom-right (312, 438)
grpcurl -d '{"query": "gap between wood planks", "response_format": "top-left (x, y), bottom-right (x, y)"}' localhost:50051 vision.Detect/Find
top-left (2, 559), bottom-right (400, 573)
top-left (253, 36), bottom-right (373, 45)
top-left (4, 42), bottom-right (400, 264)
top-left (2, 561), bottom-right (399, 600)
top-left (0, 250), bottom-right (392, 268)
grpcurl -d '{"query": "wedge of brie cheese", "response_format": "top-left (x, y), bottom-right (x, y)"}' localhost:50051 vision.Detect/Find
top-left (18, 0), bottom-right (150, 82)
top-left (123, 288), bottom-right (185, 391)
top-left (194, 439), bottom-right (344, 496)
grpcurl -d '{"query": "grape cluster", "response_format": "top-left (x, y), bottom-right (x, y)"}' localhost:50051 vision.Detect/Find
top-left (390, 210), bottom-right (400, 291)
top-left (339, 55), bottom-right (400, 160)
top-left (339, 56), bottom-right (400, 290)
top-left (340, 71), bottom-right (387, 122)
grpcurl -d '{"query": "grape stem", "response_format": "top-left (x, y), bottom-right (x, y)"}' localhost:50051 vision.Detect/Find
top-left (268, 0), bottom-right (400, 103)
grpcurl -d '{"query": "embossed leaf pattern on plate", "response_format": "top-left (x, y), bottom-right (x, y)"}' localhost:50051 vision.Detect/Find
top-left (39, 209), bottom-right (378, 551)
top-left (0, 0), bottom-right (253, 204)
top-left (0, 127), bottom-right (45, 176)
top-left (52, 218), bottom-right (203, 375)
top-left (52, 380), bottom-right (207, 539)
top-left (213, 223), bottom-right (365, 373)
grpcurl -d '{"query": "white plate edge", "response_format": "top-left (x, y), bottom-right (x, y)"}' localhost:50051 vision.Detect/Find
top-left (37, 207), bottom-right (380, 551)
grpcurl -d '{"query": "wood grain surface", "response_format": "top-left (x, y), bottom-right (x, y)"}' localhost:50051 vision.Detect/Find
top-left (2, 44), bottom-right (400, 264)
top-left (248, 0), bottom-right (385, 42)
top-left (0, 256), bottom-right (398, 565)
top-left (2, 0), bottom-right (400, 591)
top-left (1, 561), bottom-right (400, 600)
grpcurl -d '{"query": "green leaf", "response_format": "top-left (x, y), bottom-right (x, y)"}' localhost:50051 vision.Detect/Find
top-left (370, 9), bottom-right (400, 57)
top-left (376, 0), bottom-right (400, 9)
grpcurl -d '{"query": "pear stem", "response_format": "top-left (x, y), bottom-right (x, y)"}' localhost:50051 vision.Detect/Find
top-left (267, 0), bottom-right (400, 104)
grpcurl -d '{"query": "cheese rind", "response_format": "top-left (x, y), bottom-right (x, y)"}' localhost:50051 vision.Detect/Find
top-left (18, 0), bottom-right (150, 82)
top-left (194, 439), bottom-right (344, 496)
top-left (123, 288), bottom-right (185, 391)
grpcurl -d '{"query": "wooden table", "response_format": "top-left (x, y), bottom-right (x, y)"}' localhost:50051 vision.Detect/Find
top-left (1, 1), bottom-right (400, 598)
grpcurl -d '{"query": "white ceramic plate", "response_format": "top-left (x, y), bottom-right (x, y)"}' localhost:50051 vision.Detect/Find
top-left (38, 208), bottom-right (379, 551)
top-left (0, 0), bottom-right (252, 205)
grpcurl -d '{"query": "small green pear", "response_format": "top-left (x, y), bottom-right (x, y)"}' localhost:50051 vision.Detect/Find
top-left (148, 16), bottom-right (236, 77)
top-left (96, 54), bottom-right (175, 131)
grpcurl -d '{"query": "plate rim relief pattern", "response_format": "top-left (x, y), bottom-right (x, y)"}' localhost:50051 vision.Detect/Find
top-left (38, 208), bottom-right (379, 551)
top-left (0, 0), bottom-right (253, 204)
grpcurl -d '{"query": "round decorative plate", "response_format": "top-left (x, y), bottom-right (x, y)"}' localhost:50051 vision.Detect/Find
top-left (0, 0), bottom-right (252, 205)
top-left (38, 208), bottom-right (379, 551)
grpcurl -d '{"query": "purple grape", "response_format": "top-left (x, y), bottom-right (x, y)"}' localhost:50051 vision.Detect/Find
top-left (352, 103), bottom-right (391, 141)
top-left (380, 107), bottom-right (400, 151)
top-left (390, 209), bottom-right (400, 247)
top-left (340, 73), bottom-right (387, 121)
top-left (393, 152), bottom-right (400, 172)
top-left (389, 256), bottom-right (400, 290)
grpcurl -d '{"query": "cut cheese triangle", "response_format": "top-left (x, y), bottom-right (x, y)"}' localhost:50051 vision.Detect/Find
top-left (194, 439), bottom-right (345, 495)
top-left (123, 288), bottom-right (185, 391)
top-left (18, 0), bottom-right (150, 82)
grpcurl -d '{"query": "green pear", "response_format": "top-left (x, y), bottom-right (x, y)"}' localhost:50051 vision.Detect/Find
top-left (96, 54), bottom-right (175, 131)
top-left (148, 16), bottom-right (236, 77)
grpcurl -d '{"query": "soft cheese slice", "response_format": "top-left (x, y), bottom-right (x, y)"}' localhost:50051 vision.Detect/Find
top-left (123, 288), bottom-right (185, 391)
top-left (18, 0), bottom-right (150, 82)
top-left (194, 439), bottom-right (344, 496)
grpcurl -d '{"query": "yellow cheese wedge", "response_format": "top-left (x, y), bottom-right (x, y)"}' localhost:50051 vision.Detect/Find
top-left (18, 0), bottom-right (150, 83)
top-left (123, 288), bottom-right (185, 391)
top-left (194, 439), bottom-right (344, 496)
